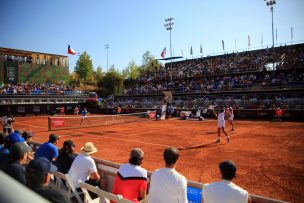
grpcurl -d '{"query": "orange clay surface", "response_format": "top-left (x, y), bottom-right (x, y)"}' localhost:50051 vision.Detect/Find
top-left (14, 116), bottom-right (304, 202)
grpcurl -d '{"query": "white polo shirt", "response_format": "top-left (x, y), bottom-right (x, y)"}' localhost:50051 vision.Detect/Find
top-left (68, 153), bottom-right (98, 187)
top-left (202, 180), bottom-right (249, 203)
top-left (148, 168), bottom-right (188, 203)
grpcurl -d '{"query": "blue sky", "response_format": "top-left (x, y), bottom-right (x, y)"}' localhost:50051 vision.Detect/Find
top-left (0, 0), bottom-right (303, 73)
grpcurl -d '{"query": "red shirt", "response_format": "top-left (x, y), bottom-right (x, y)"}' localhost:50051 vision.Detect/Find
top-left (111, 164), bottom-right (147, 203)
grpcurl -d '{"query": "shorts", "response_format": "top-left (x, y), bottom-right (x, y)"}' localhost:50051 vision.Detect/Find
top-left (228, 114), bottom-right (234, 121)
top-left (218, 120), bottom-right (225, 128)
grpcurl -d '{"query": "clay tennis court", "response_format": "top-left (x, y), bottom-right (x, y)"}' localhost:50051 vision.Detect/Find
top-left (14, 115), bottom-right (304, 202)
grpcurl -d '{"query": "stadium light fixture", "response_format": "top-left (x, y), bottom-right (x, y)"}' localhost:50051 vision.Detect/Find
top-left (105, 44), bottom-right (109, 72)
top-left (265, 0), bottom-right (276, 48)
top-left (164, 17), bottom-right (174, 82)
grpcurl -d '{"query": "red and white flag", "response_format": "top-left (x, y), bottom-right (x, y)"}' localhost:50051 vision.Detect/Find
top-left (161, 47), bottom-right (166, 58)
top-left (68, 44), bottom-right (77, 55)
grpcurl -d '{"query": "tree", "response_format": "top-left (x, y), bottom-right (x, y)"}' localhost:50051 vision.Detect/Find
top-left (95, 65), bottom-right (103, 81)
top-left (122, 60), bottom-right (140, 80)
top-left (97, 67), bottom-right (124, 96)
top-left (69, 72), bottom-right (79, 85)
top-left (74, 51), bottom-right (94, 82)
top-left (141, 50), bottom-right (162, 74)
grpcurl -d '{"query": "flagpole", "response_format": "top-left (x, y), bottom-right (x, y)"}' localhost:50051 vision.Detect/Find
top-left (105, 44), bottom-right (109, 72)
top-left (265, 0), bottom-right (276, 48)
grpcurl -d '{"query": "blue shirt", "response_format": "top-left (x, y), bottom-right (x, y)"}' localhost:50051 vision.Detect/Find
top-left (82, 110), bottom-right (87, 116)
top-left (8, 133), bottom-right (25, 145)
top-left (35, 142), bottom-right (59, 161)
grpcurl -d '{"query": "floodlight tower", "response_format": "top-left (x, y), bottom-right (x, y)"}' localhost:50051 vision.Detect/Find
top-left (164, 17), bottom-right (174, 81)
top-left (105, 44), bottom-right (109, 72)
top-left (265, 0), bottom-right (276, 48)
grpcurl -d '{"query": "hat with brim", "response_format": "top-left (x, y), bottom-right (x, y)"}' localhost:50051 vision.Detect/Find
top-left (80, 142), bottom-right (97, 155)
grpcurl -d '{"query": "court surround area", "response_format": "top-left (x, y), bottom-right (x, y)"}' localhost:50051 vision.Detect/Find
top-left (14, 115), bottom-right (304, 203)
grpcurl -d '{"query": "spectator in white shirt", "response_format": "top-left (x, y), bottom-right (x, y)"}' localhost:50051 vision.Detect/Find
top-left (148, 146), bottom-right (188, 203)
top-left (202, 160), bottom-right (251, 203)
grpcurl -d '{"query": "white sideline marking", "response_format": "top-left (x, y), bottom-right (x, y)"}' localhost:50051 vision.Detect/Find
top-left (55, 130), bottom-right (170, 147)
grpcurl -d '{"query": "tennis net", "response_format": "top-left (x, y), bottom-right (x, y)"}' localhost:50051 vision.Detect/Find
top-left (48, 112), bottom-right (148, 131)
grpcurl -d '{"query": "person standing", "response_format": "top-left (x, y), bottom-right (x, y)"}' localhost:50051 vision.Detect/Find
top-left (226, 107), bottom-right (235, 131)
top-left (149, 147), bottom-right (188, 203)
top-left (202, 160), bottom-right (251, 203)
top-left (80, 107), bottom-right (90, 125)
top-left (213, 106), bottom-right (230, 143)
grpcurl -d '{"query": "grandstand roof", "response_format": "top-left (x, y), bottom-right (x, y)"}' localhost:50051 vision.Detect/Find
top-left (0, 47), bottom-right (67, 58)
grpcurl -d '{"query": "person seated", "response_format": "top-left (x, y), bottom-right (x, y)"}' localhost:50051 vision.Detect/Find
top-left (22, 131), bottom-right (35, 160)
top-left (112, 148), bottom-right (148, 203)
top-left (68, 142), bottom-right (107, 191)
top-left (202, 160), bottom-right (251, 203)
top-left (35, 134), bottom-right (59, 162)
top-left (55, 140), bottom-right (76, 174)
top-left (26, 157), bottom-right (70, 203)
top-left (2, 142), bottom-right (31, 184)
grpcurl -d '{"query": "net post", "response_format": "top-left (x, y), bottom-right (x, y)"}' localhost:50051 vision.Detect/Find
top-left (48, 117), bottom-right (51, 131)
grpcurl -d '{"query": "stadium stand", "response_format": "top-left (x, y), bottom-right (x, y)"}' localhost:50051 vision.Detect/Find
top-left (102, 44), bottom-right (304, 120)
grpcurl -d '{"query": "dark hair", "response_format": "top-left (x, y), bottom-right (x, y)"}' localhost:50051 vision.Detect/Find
top-left (219, 160), bottom-right (236, 180)
top-left (26, 167), bottom-right (46, 188)
top-left (164, 147), bottom-right (179, 166)
top-left (59, 145), bottom-right (74, 155)
top-left (129, 157), bottom-right (143, 166)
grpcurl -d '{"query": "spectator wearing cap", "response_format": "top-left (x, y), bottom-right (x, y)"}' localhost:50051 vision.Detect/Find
top-left (55, 140), bottom-right (76, 174)
top-left (149, 147), bottom-right (188, 203)
top-left (26, 157), bottom-right (70, 203)
top-left (35, 134), bottom-right (59, 162)
top-left (2, 142), bottom-right (31, 184)
top-left (202, 160), bottom-right (251, 203)
top-left (111, 148), bottom-right (148, 203)
top-left (68, 142), bottom-right (107, 190)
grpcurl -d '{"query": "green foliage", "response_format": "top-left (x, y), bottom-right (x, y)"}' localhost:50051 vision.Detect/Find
top-left (141, 50), bottom-right (162, 75)
top-left (97, 67), bottom-right (124, 96)
top-left (95, 65), bottom-right (103, 81)
top-left (74, 51), bottom-right (94, 83)
top-left (122, 60), bottom-right (140, 80)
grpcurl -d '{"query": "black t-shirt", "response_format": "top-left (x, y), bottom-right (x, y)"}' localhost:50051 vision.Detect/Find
top-left (32, 186), bottom-right (70, 203)
top-left (55, 152), bottom-right (76, 174)
top-left (3, 161), bottom-right (26, 184)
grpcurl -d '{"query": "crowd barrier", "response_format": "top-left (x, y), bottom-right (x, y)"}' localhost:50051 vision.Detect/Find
top-left (29, 141), bottom-right (288, 203)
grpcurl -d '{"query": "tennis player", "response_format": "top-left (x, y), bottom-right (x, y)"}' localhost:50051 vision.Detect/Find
top-left (213, 106), bottom-right (230, 143)
top-left (226, 107), bottom-right (235, 131)
top-left (80, 108), bottom-right (90, 125)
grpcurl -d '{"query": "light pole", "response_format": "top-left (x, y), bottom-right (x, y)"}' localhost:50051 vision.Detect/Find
top-left (105, 44), bottom-right (109, 72)
top-left (164, 17), bottom-right (174, 81)
top-left (265, 0), bottom-right (276, 48)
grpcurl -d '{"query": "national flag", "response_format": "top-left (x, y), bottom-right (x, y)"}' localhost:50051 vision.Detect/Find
top-left (235, 39), bottom-right (237, 50)
top-left (190, 46), bottom-right (193, 55)
top-left (200, 44), bottom-right (203, 53)
top-left (261, 33), bottom-right (263, 45)
top-left (161, 47), bottom-right (166, 58)
top-left (68, 45), bottom-right (77, 55)
top-left (181, 48), bottom-right (184, 57)
top-left (248, 35), bottom-right (250, 47)
top-left (222, 40), bottom-right (225, 50)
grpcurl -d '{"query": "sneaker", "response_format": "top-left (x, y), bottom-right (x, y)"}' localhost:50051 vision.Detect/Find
top-left (215, 139), bottom-right (220, 143)
top-left (227, 136), bottom-right (230, 143)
